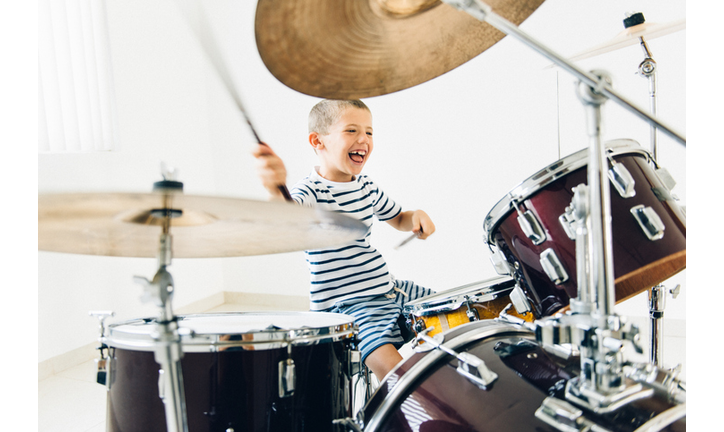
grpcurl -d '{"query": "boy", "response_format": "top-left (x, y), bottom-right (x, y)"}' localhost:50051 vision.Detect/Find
top-left (252, 99), bottom-right (435, 380)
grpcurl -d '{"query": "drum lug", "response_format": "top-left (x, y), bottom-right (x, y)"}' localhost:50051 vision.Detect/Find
top-left (506, 284), bottom-right (530, 316)
top-left (464, 299), bottom-right (480, 322)
top-left (332, 417), bottom-right (363, 432)
top-left (415, 328), bottom-right (498, 389)
top-left (630, 205), bottom-right (665, 240)
top-left (456, 352), bottom-right (498, 389)
top-left (558, 206), bottom-right (577, 241)
top-left (655, 167), bottom-right (677, 191)
top-left (347, 349), bottom-right (362, 377)
top-left (89, 310), bottom-right (115, 389)
top-left (489, 247), bottom-right (513, 276)
top-left (278, 358), bottom-right (296, 398)
top-left (607, 160), bottom-right (636, 198)
top-left (413, 318), bottom-right (426, 334)
top-left (517, 209), bottom-right (547, 245)
top-left (535, 396), bottom-right (611, 432)
top-left (540, 249), bottom-right (569, 284)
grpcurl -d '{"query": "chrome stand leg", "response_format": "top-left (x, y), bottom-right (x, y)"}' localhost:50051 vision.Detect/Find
top-left (648, 285), bottom-right (665, 367)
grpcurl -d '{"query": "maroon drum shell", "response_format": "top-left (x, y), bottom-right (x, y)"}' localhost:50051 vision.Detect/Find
top-left (489, 150), bottom-right (686, 318)
top-left (362, 320), bottom-right (685, 432)
top-left (104, 313), bottom-right (354, 432)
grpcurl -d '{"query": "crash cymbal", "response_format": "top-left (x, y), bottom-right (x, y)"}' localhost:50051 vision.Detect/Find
top-left (38, 192), bottom-right (368, 258)
top-left (565, 17), bottom-right (685, 62)
top-left (254, 0), bottom-right (545, 98)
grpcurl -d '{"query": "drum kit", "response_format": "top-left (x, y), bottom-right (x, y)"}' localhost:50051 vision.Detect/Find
top-left (38, 0), bottom-right (686, 431)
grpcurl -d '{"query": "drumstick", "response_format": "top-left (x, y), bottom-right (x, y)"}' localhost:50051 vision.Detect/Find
top-left (175, 1), bottom-right (293, 202)
top-left (394, 230), bottom-right (422, 250)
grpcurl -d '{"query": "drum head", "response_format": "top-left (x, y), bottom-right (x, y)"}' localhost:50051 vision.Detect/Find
top-left (404, 276), bottom-right (515, 317)
top-left (483, 139), bottom-right (649, 243)
top-left (105, 311), bottom-right (356, 351)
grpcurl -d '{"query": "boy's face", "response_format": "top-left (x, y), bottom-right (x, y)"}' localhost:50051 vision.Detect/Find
top-left (312, 107), bottom-right (373, 182)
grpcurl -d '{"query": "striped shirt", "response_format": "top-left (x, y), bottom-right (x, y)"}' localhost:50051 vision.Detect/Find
top-left (291, 169), bottom-right (402, 311)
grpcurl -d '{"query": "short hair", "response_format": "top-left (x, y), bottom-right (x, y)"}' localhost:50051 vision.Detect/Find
top-left (308, 99), bottom-right (370, 135)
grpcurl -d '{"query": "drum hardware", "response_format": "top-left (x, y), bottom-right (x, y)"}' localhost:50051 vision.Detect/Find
top-left (464, 296), bottom-right (480, 321)
top-left (607, 154), bottom-right (636, 198)
top-left (625, 13), bottom-right (683, 370)
top-left (412, 329), bottom-right (444, 353)
top-left (131, 177), bottom-right (189, 432)
top-left (535, 396), bottom-right (615, 432)
top-left (278, 344), bottom-right (296, 398)
top-left (540, 248), bottom-right (569, 285)
top-left (623, 362), bottom-right (685, 404)
top-left (442, 0), bottom-right (685, 146)
top-left (278, 358), bottom-right (296, 398)
top-left (119, 169), bottom-right (194, 432)
top-left (620, 12), bottom-right (661, 164)
top-left (648, 284), bottom-right (681, 367)
top-left (415, 327), bottom-right (499, 390)
top-left (512, 198), bottom-right (547, 245)
top-left (630, 205), bottom-right (666, 241)
top-left (89, 310), bottom-right (115, 387)
top-left (509, 282), bottom-right (533, 316)
top-left (489, 245), bottom-right (513, 276)
top-left (332, 417), bottom-right (363, 432)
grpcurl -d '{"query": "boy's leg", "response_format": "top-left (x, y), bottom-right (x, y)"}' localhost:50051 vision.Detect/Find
top-left (365, 343), bottom-right (403, 381)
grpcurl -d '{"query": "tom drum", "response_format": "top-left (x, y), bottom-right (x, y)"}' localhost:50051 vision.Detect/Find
top-left (483, 139), bottom-right (686, 318)
top-left (103, 312), bottom-right (356, 432)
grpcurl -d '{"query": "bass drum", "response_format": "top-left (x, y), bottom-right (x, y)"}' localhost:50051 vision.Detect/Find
top-left (361, 320), bottom-right (685, 431)
top-left (104, 312), bottom-right (356, 432)
top-left (483, 139), bottom-right (686, 318)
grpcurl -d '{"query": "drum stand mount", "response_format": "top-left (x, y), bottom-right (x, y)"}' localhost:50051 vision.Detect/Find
top-left (131, 170), bottom-right (191, 432)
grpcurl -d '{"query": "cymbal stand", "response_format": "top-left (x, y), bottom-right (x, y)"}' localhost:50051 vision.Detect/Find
top-left (624, 12), bottom-right (683, 368)
top-left (444, 0), bottom-right (686, 417)
top-left (442, 0), bottom-right (685, 147)
top-left (133, 173), bottom-right (189, 432)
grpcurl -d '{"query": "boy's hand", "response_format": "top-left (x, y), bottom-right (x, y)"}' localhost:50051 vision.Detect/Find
top-left (411, 210), bottom-right (435, 239)
top-left (252, 143), bottom-right (288, 200)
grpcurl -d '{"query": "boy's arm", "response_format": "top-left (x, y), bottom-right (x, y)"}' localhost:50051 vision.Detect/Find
top-left (386, 210), bottom-right (435, 240)
top-left (252, 143), bottom-right (289, 202)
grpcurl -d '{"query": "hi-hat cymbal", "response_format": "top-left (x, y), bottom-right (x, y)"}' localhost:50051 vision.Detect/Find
top-left (38, 192), bottom-right (368, 258)
top-left (254, 0), bottom-right (545, 99)
top-left (565, 18), bottom-right (685, 63)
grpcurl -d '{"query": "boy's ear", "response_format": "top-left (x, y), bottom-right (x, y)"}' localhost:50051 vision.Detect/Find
top-left (309, 132), bottom-right (323, 151)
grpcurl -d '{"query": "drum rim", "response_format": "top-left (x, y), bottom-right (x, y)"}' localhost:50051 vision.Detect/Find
top-left (104, 311), bottom-right (356, 352)
top-left (482, 139), bottom-right (653, 245)
top-left (403, 276), bottom-right (515, 316)
top-left (363, 320), bottom-right (533, 431)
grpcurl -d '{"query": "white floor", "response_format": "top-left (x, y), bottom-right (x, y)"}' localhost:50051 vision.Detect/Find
top-left (38, 305), bottom-right (686, 432)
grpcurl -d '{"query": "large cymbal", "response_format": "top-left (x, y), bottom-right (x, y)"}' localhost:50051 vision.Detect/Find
top-left (254, 0), bottom-right (545, 99)
top-left (38, 192), bottom-right (368, 258)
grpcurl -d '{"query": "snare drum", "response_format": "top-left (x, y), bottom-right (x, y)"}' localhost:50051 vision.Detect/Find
top-left (104, 312), bottom-right (356, 432)
top-left (483, 139), bottom-right (686, 318)
top-left (361, 320), bottom-right (685, 431)
top-left (403, 276), bottom-right (533, 337)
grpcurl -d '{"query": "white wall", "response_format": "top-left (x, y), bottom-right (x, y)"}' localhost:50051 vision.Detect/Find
top-left (38, 0), bottom-right (687, 363)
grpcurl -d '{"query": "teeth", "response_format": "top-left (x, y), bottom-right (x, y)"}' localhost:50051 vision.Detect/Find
top-left (350, 151), bottom-right (367, 156)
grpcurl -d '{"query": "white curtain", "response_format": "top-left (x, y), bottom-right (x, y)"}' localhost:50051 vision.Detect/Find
top-left (38, 0), bottom-right (118, 152)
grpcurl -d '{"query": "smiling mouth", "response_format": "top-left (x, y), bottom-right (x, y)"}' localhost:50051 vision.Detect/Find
top-left (349, 150), bottom-right (367, 164)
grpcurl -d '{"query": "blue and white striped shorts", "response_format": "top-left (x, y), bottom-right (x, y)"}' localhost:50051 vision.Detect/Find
top-left (326, 279), bottom-right (434, 363)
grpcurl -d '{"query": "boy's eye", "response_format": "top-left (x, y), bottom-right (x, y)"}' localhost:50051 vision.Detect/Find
top-left (366, 132), bottom-right (373, 136)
